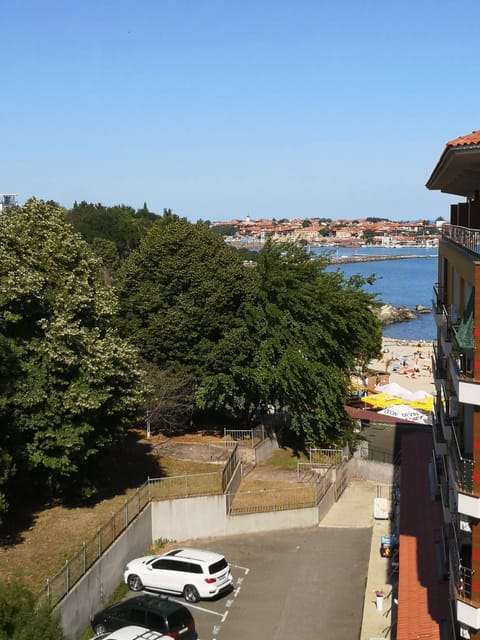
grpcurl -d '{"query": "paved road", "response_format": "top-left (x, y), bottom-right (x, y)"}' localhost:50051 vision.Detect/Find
top-left (183, 525), bottom-right (371, 640)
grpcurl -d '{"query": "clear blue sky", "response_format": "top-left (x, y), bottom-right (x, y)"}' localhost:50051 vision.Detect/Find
top-left (2, 0), bottom-right (479, 222)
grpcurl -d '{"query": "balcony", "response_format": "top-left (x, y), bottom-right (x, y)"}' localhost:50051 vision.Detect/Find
top-left (432, 286), bottom-right (457, 357)
top-left (442, 224), bottom-right (480, 257)
top-left (432, 342), bottom-right (447, 395)
top-left (449, 355), bottom-right (480, 406)
top-left (432, 405), bottom-right (447, 455)
top-left (433, 283), bottom-right (446, 316)
top-left (448, 426), bottom-right (478, 518)
top-left (438, 385), bottom-right (453, 441)
top-left (446, 526), bottom-right (480, 628)
top-left (455, 563), bottom-right (480, 629)
top-left (438, 476), bottom-right (451, 524)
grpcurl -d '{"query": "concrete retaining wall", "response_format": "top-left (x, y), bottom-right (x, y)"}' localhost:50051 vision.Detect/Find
top-left (254, 434), bottom-right (279, 464)
top-left (348, 456), bottom-right (396, 484)
top-left (151, 494), bottom-right (318, 541)
top-left (57, 503), bottom-right (152, 640)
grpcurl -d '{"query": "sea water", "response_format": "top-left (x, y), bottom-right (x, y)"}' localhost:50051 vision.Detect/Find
top-left (313, 246), bottom-right (437, 342)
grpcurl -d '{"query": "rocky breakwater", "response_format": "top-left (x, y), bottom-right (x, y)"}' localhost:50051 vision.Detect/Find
top-left (375, 303), bottom-right (431, 326)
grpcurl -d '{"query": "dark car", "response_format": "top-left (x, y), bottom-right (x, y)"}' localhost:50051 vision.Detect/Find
top-left (91, 594), bottom-right (196, 639)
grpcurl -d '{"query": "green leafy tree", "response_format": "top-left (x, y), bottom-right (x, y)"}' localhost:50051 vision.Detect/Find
top-left (91, 237), bottom-right (121, 283)
top-left (115, 217), bottom-right (381, 448)
top-left (115, 214), bottom-right (253, 388)
top-left (0, 581), bottom-right (64, 640)
top-left (199, 240), bottom-right (382, 445)
top-left (210, 224), bottom-right (239, 237)
top-left (67, 201), bottom-right (158, 260)
top-left (0, 199), bottom-right (143, 511)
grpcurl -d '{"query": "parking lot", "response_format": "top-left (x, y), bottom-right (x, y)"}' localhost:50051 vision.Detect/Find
top-left (151, 525), bottom-right (371, 639)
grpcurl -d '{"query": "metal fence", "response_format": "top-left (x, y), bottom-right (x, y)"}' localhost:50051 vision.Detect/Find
top-left (296, 461), bottom-right (328, 480)
top-left (148, 472), bottom-right (223, 499)
top-left (37, 472), bottom-right (225, 609)
top-left (309, 447), bottom-right (344, 465)
top-left (228, 465), bottom-right (334, 515)
top-left (223, 425), bottom-right (265, 448)
top-left (297, 446), bottom-right (348, 481)
top-left (228, 485), bottom-right (318, 515)
top-left (221, 444), bottom-right (239, 491)
top-left (358, 446), bottom-right (401, 465)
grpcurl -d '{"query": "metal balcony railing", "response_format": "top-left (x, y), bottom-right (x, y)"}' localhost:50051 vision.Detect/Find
top-left (449, 348), bottom-right (477, 384)
top-left (432, 341), bottom-right (447, 380)
top-left (432, 405), bottom-right (447, 449)
top-left (433, 283), bottom-right (446, 311)
top-left (451, 424), bottom-right (474, 493)
top-left (432, 289), bottom-right (460, 343)
top-left (448, 523), bottom-right (476, 602)
top-left (439, 383), bottom-right (458, 427)
top-left (442, 223), bottom-right (480, 256)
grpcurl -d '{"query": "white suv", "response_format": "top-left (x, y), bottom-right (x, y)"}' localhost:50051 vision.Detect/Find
top-left (124, 547), bottom-right (233, 603)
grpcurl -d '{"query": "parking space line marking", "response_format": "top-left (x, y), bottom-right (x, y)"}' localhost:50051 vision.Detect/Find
top-left (234, 586), bottom-right (240, 597)
top-left (184, 603), bottom-right (224, 617)
top-left (231, 564), bottom-right (249, 573)
top-left (221, 610), bottom-right (229, 622)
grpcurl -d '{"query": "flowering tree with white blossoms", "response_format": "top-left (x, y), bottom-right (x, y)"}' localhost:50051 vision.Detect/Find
top-left (0, 199), bottom-right (143, 513)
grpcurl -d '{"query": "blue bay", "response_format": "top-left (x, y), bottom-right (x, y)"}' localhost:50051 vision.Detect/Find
top-left (312, 246), bottom-right (437, 342)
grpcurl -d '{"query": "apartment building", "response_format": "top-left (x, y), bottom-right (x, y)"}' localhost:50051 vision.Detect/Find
top-left (427, 130), bottom-right (480, 639)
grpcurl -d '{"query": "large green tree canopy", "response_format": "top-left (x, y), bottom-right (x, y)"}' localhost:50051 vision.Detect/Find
top-left (200, 240), bottom-right (382, 445)
top-left (115, 214), bottom-right (253, 380)
top-left (0, 199), bottom-right (143, 512)
top-left (116, 216), bottom-right (381, 446)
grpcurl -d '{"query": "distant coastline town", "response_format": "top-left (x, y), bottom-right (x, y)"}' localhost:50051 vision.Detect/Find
top-left (211, 215), bottom-right (442, 250)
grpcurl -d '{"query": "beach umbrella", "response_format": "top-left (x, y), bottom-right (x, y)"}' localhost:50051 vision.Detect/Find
top-left (378, 404), bottom-right (432, 425)
top-left (362, 393), bottom-right (403, 408)
top-left (376, 382), bottom-right (415, 401)
top-left (407, 396), bottom-right (434, 412)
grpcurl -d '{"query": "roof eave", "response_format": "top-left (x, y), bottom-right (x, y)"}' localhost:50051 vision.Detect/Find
top-left (426, 145), bottom-right (480, 198)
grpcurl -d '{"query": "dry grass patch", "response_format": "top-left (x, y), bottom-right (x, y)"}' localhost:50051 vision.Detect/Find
top-left (261, 447), bottom-right (310, 469)
top-left (0, 431), bottom-right (225, 594)
top-left (231, 480), bottom-right (317, 514)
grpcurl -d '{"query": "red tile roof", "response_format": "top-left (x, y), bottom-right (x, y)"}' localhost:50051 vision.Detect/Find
top-left (344, 404), bottom-right (420, 425)
top-left (396, 433), bottom-right (449, 639)
top-left (447, 130), bottom-right (480, 147)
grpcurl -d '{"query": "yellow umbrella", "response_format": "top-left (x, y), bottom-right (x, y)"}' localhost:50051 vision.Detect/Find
top-left (407, 397), bottom-right (434, 412)
top-left (362, 393), bottom-right (403, 408)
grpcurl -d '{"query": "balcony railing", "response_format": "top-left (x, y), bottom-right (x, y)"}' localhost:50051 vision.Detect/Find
top-left (432, 286), bottom-right (461, 343)
top-left (443, 223), bottom-right (480, 256)
top-left (451, 424), bottom-right (474, 493)
top-left (432, 404), bottom-right (448, 452)
top-left (432, 341), bottom-right (447, 380)
top-left (433, 283), bottom-right (446, 311)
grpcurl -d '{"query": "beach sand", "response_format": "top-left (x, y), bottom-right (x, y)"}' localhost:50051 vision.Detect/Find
top-left (368, 338), bottom-right (435, 396)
